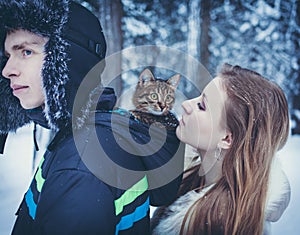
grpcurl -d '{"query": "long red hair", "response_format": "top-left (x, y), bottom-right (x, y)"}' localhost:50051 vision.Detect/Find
top-left (177, 64), bottom-right (290, 234)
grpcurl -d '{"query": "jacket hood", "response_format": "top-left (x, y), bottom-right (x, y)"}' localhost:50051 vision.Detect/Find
top-left (0, 0), bottom-right (107, 133)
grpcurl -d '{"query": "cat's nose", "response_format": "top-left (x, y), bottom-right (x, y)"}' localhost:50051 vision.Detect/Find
top-left (159, 103), bottom-right (166, 111)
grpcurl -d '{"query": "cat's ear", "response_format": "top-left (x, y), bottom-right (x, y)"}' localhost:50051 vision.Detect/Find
top-left (167, 74), bottom-right (180, 88)
top-left (139, 69), bottom-right (155, 84)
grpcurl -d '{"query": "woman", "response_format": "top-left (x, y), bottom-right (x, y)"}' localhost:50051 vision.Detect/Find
top-left (151, 63), bottom-right (290, 235)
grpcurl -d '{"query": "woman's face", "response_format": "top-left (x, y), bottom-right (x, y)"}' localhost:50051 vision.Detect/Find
top-left (176, 77), bottom-right (228, 153)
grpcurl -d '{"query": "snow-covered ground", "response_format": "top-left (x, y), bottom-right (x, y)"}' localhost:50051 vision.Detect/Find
top-left (272, 134), bottom-right (300, 234)
top-left (0, 125), bottom-right (299, 234)
top-left (0, 124), bottom-right (52, 235)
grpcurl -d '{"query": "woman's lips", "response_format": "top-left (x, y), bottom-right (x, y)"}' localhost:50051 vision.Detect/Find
top-left (180, 116), bottom-right (185, 126)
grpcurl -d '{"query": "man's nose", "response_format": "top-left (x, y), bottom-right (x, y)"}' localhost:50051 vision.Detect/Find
top-left (2, 57), bottom-right (20, 79)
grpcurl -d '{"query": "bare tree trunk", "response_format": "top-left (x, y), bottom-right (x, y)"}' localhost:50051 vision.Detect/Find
top-left (185, 0), bottom-right (211, 100)
top-left (200, 0), bottom-right (211, 71)
top-left (98, 0), bottom-right (123, 97)
top-left (187, 0), bottom-right (201, 60)
top-left (291, 0), bottom-right (300, 135)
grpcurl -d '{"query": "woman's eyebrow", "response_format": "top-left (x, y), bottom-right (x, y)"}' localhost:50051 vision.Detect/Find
top-left (202, 93), bottom-right (208, 103)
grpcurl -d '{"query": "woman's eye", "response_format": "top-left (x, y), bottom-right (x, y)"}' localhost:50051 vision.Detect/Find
top-left (22, 50), bottom-right (32, 57)
top-left (197, 102), bottom-right (205, 111)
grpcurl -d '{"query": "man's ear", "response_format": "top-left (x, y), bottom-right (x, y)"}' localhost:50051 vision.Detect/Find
top-left (219, 131), bottom-right (232, 150)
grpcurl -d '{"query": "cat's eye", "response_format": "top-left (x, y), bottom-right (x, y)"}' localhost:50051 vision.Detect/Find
top-left (165, 95), bottom-right (172, 102)
top-left (150, 93), bottom-right (158, 100)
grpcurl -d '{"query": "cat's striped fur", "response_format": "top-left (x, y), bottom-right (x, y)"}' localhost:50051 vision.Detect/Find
top-left (131, 69), bottom-right (180, 129)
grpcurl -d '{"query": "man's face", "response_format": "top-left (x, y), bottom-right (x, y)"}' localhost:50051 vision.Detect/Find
top-left (2, 29), bottom-right (48, 109)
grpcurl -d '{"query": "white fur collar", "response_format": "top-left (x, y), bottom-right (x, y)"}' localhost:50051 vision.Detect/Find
top-left (152, 157), bottom-right (291, 235)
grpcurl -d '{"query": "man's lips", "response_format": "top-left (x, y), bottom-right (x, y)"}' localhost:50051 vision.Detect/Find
top-left (11, 84), bottom-right (29, 95)
top-left (11, 84), bottom-right (29, 91)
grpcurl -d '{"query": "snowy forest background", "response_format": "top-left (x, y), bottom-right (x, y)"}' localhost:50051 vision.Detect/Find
top-left (75, 0), bottom-right (300, 135)
top-left (1, 0), bottom-right (300, 234)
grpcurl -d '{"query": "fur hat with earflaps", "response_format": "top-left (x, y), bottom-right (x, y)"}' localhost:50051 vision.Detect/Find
top-left (0, 0), bottom-right (107, 150)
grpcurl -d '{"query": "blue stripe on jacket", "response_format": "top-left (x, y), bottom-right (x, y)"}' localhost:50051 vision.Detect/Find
top-left (25, 187), bottom-right (37, 220)
top-left (115, 197), bottom-right (150, 235)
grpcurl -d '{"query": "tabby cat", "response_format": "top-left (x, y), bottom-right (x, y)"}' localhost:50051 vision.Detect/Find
top-left (131, 68), bottom-right (180, 129)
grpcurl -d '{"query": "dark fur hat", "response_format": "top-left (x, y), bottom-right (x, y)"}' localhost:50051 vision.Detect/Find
top-left (0, 0), bottom-right (106, 133)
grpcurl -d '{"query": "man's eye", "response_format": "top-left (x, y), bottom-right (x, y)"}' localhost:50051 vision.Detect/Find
top-left (22, 50), bottom-right (32, 57)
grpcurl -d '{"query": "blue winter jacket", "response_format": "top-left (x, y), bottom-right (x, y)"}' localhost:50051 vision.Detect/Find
top-left (12, 87), bottom-right (184, 235)
top-left (0, 2), bottom-right (184, 234)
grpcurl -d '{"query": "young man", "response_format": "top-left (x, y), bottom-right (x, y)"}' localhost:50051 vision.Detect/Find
top-left (0, 1), bottom-right (184, 234)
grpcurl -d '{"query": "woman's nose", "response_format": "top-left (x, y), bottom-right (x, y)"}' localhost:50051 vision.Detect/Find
top-left (2, 57), bottom-right (20, 79)
top-left (182, 99), bottom-right (193, 114)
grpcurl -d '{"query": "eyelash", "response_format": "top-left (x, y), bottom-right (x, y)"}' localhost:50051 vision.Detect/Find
top-left (197, 101), bottom-right (206, 111)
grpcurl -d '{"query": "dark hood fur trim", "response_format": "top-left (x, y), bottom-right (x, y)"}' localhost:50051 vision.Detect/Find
top-left (0, 77), bottom-right (30, 133)
top-left (0, 0), bottom-right (106, 133)
top-left (0, 0), bottom-right (70, 132)
top-left (42, 34), bottom-right (70, 131)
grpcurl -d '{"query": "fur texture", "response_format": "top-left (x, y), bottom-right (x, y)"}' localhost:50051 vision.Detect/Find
top-left (0, 0), bottom-right (106, 133)
top-left (131, 69), bottom-right (180, 129)
top-left (0, 0), bottom-right (69, 132)
top-left (151, 157), bottom-right (291, 235)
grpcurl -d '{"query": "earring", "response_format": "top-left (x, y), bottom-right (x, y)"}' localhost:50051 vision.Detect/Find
top-left (214, 146), bottom-right (222, 161)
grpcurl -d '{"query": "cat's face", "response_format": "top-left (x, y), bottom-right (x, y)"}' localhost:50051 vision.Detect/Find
top-left (132, 69), bottom-right (180, 115)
